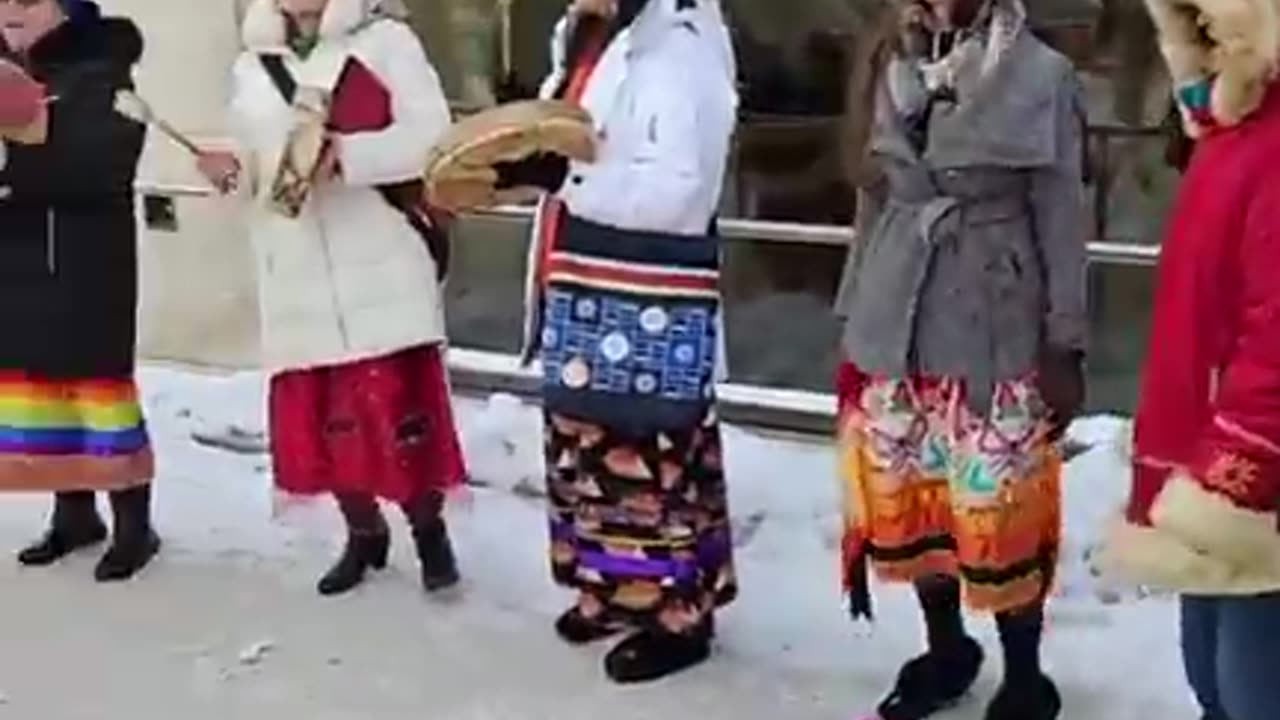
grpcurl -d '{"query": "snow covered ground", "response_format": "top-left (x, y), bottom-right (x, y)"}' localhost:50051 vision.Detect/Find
top-left (0, 368), bottom-right (1196, 719)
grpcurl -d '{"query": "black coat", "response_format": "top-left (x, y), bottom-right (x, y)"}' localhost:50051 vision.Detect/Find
top-left (0, 5), bottom-right (145, 378)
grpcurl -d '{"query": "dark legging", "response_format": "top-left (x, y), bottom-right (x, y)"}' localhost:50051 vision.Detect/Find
top-left (53, 487), bottom-right (152, 533)
top-left (916, 575), bottom-right (1045, 682)
top-left (333, 490), bottom-right (444, 536)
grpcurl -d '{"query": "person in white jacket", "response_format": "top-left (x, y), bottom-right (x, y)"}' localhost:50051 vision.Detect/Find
top-left (497, 0), bottom-right (739, 684)
top-left (196, 0), bottom-right (467, 598)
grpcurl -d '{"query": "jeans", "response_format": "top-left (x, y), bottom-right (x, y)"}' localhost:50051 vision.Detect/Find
top-left (1181, 593), bottom-right (1280, 720)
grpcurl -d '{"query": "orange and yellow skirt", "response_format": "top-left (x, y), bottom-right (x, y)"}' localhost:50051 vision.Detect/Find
top-left (837, 362), bottom-right (1061, 614)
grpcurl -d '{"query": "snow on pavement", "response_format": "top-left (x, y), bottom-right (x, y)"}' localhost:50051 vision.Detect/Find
top-left (0, 368), bottom-right (1196, 719)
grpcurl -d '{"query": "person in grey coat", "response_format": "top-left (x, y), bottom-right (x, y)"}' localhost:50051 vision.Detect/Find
top-left (834, 1), bottom-right (1087, 718)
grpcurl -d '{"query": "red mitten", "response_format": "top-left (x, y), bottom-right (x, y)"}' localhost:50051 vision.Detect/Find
top-left (0, 60), bottom-right (45, 129)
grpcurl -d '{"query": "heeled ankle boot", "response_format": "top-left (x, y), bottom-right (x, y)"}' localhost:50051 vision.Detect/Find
top-left (317, 530), bottom-right (391, 596)
top-left (411, 517), bottom-right (459, 592)
top-left (403, 492), bottom-right (459, 592)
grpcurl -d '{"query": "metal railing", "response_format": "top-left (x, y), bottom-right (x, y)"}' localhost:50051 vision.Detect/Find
top-left (132, 178), bottom-right (1159, 431)
top-left (463, 204), bottom-right (1162, 266)
top-left (136, 185), bottom-right (1161, 268)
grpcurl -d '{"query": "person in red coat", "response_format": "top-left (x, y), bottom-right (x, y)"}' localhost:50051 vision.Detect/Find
top-left (1103, 1), bottom-right (1280, 719)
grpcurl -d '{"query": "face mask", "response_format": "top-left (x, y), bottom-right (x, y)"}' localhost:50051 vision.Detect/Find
top-left (1177, 75), bottom-right (1215, 126)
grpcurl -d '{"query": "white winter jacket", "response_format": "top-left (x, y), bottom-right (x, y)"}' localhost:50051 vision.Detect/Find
top-left (230, 0), bottom-right (451, 373)
top-left (520, 0), bottom-right (739, 358)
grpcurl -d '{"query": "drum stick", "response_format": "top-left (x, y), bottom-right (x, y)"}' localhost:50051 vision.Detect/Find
top-left (113, 89), bottom-right (203, 157)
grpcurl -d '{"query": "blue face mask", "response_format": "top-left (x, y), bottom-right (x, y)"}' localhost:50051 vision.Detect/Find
top-left (1177, 76), bottom-right (1214, 114)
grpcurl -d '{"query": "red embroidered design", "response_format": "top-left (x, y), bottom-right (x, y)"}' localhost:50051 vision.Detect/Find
top-left (1201, 451), bottom-right (1261, 502)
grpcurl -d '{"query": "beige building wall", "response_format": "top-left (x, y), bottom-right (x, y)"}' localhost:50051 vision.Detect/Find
top-left (103, 0), bottom-right (260, 370)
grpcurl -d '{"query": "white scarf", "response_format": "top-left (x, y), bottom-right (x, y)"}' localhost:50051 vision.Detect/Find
top-left (888, 0), bottom-right (1025, 117)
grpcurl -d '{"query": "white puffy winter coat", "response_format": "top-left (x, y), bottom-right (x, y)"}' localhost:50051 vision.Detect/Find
top-left (520, 0), bottom-right (739, 359)
top-left (230, 0), bottom-right (451, 373)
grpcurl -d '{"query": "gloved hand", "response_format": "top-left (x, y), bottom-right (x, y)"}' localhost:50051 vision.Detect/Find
top-left (0, 60), bottom-right (45, 130)
top-left (1037, 345), bottom-right (1085, 441)
top-left (493, 151), bottom-right (570, 194)
top-left (494, 71), bottom-right (534, 104)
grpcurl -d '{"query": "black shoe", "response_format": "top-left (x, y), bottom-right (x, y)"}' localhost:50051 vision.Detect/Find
top-left (17, 492), bottom-right (107, 567)
top-left (412, 519), bottom-right (460, 592)
top-left (555, 607), bottom-right (622, 645)
top-left (984, 673), bottom-right (1062, 720)
top-left (317, 531), bottom-right (390, 596)
top-left (95, 485), bottom-right (161, 582)
top-left (94, 530), bottom-right (161, 582)
top-left (18, 523), bottom-right (108, 566)
top-left (877, 637), bottom-right (985, 720)
top-left (603, 621), bottom-right (714, 684)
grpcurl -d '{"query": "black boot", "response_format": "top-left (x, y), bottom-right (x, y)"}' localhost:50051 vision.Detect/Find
top-left (404, 491), bottom-right (459, 592)
top-left (18, 492), bottom-right (107, 566)
top-left (984, 673), bottom-right (1062, 720)
top-left (986, 602), bottom-right (1059, 719)
top-left (317, 530), bottom-right (390, 596)
top-left (876, 637), bottom-right (985, 720)
top-left (603, 618), bottom-right (714, 684)
top-left (555, 607), bottom-right (622, 645)
top-left (411, 518), bottom-right (460, 592)
top-left (95, 485), bottom-right (161, 582)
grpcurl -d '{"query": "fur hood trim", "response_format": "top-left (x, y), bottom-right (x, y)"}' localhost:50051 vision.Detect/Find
top-left (1146, 0), bottom-right (1280, 132)
top-left (241, 0), bottom-right (409, 52)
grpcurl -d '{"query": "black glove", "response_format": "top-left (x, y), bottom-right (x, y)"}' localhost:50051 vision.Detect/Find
top-left (493, 152), bottom-right (569, 194)
top-left (494, 71), bottom-right (534, 104)
top-left (1037, 346), bottom-right (1085, 442)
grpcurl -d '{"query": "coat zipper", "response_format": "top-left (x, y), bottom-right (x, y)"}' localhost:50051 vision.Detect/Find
top-left (312, 195), bottom-right (351, 350)
top-left (46, 208), bottom-right (57, 274)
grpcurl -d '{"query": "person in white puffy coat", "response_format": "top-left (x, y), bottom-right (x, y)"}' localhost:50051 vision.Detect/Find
top-left (197, 0), bottom-right (467, 599)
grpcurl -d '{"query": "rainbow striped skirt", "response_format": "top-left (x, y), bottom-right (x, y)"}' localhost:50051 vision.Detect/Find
top-left (0, 372), bottom-right (153, 492)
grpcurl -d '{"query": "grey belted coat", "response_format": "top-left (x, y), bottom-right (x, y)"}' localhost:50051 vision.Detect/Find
top-left (834, 28), bottom-right (1088, 413)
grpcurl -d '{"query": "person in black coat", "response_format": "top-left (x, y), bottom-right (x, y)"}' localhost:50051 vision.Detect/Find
top-left (0, 0), bottom-right (159, 582)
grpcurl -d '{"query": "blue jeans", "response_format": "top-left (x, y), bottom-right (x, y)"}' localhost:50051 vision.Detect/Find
top-left (1181, 593), bottom-right (1280, 720)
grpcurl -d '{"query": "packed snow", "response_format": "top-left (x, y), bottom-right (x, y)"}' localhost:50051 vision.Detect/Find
top-left (0, 367), bottom-right (1196, 719)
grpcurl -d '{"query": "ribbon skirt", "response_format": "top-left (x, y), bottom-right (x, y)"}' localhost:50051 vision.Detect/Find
top-left (544, 408), bottom-right (737, 633)
top-left (837, 361), bottom-right (1062, 612)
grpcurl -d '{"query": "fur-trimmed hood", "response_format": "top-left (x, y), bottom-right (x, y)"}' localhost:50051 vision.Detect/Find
top-left (25, 1), bottom-right (142, 72)
top-left (240, 0), bottom-right (409, 52)
top-left (1147, 0), bottom-right (1280, 133)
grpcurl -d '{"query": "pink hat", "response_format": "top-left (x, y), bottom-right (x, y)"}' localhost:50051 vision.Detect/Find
top-left (0, 61), bottom-right (45, 129)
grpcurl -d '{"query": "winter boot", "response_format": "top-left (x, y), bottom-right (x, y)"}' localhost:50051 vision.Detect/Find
top-left (411, 517), bottom-right (460, 592)
top-left (876, 637), bottom-right (985, 720)
top-left (317, 530), bottom-right (391, 595)
top-left (555, 606), bottom-right (622, 645)
top-left (984, 673), bottom-right (1062, 720)
top-left (603, 618), bottom-right (714, 684)
top-left (18, 491), bottom-right (107, 566)
top-left (95, 485), bottom-right (161, 582)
